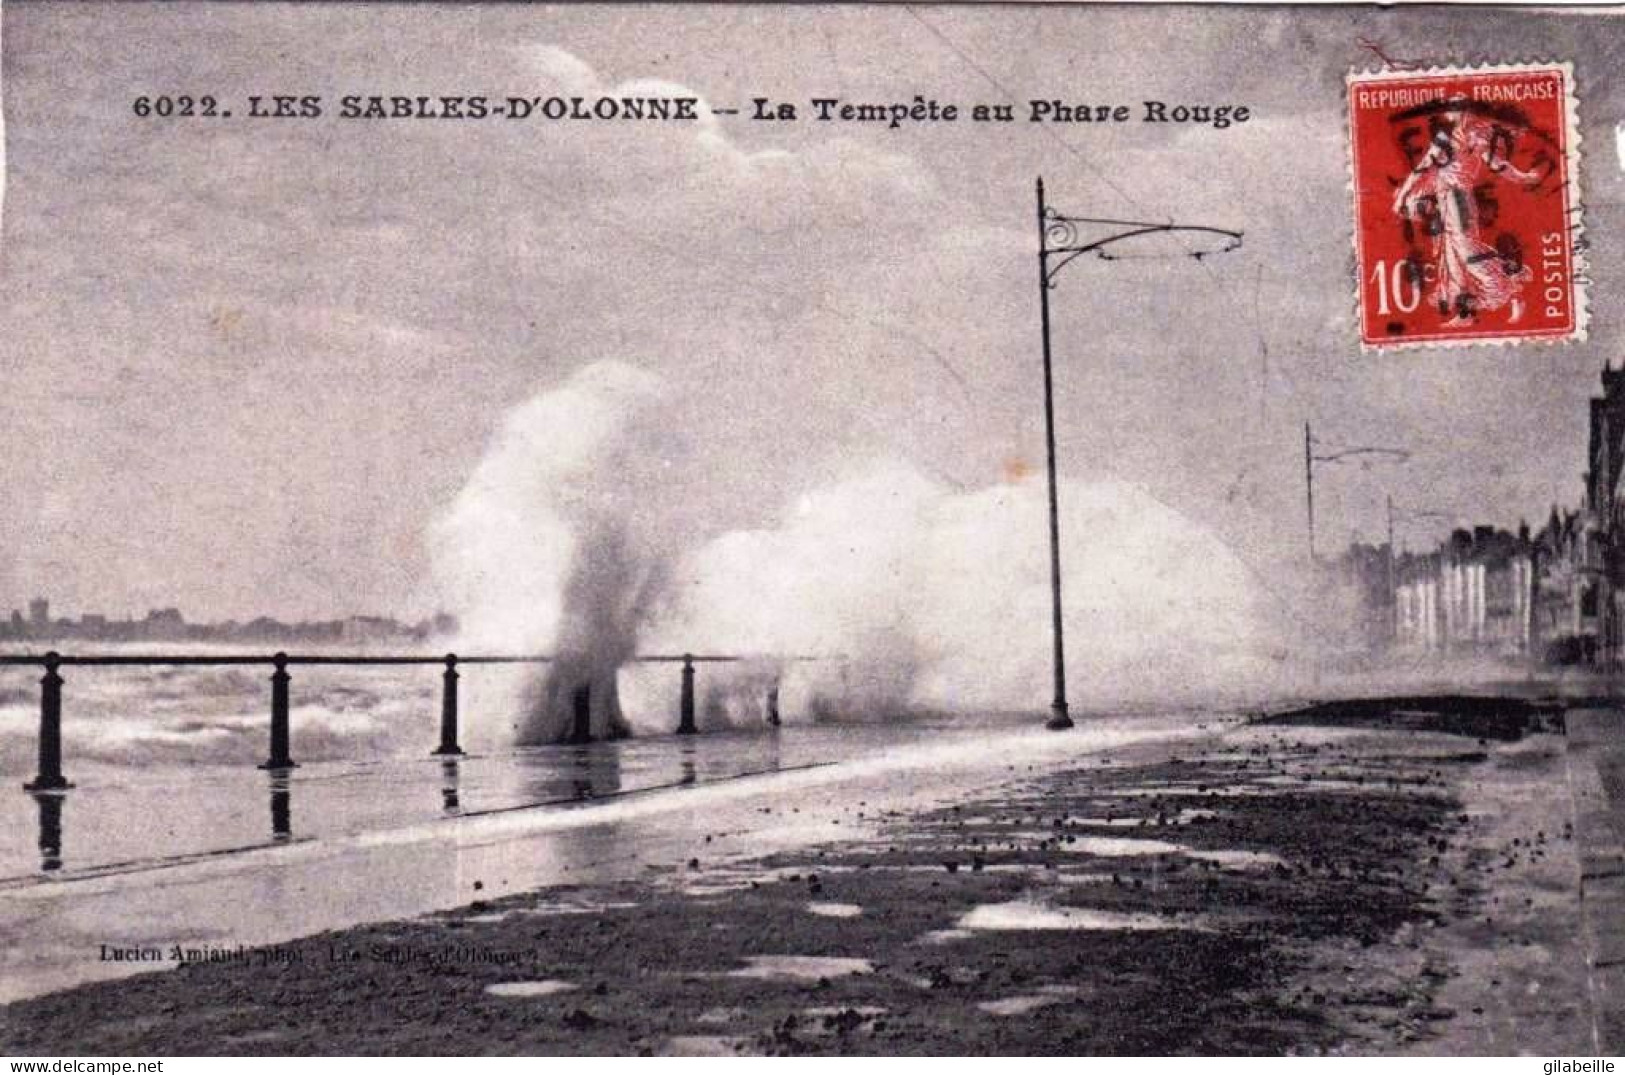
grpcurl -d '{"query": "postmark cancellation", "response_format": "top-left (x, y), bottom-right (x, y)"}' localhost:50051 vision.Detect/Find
top-left (1348, 61), bottom-right (1584, 349)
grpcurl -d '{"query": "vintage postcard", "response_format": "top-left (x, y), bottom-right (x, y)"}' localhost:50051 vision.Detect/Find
top-left (0, 1), bottom-right (1622, 1062)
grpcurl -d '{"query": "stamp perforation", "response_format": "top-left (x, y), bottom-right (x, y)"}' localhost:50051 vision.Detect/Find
top-left (1345, 60), bottom-right (1586, 351)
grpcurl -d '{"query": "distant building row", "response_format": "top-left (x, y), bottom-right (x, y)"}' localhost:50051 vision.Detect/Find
top-left (0, 599), bottom-right (458, 646)
top-left (1340, 362), bottom-right (1625, 666)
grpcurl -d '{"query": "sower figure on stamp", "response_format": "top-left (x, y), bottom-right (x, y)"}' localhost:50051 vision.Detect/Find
top-left (1390, 96), bottom-right (1548, 327)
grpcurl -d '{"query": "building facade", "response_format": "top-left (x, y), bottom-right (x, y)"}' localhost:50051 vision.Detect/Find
top-left (1393, 527), bottom-right (1535, 657)
top-left (1386, 362), bottom-right (1625, 666)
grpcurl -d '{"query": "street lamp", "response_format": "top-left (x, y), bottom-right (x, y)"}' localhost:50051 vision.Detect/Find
top-left (1386, 498), bottom-right (1458, 556)
top-left (1302, 426), bottom-right (1410, 561)
top-left (1034, 178), bottom-right (1243, 731)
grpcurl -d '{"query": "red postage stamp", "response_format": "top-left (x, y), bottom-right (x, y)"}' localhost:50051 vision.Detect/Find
top-left (1348, 62), bottom-right (1584, 348)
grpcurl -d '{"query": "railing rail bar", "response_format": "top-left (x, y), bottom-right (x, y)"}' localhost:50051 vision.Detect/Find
top-left (0, 652), bottom-right (844, 667)
top-left (13, 646), bottom-right (842, 793)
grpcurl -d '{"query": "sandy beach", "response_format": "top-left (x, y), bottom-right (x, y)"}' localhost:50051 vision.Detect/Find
top-left (2, 696), bottom-right (1615, 1056)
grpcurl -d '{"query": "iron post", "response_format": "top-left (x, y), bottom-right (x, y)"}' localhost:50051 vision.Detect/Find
top-left (260, 652), bottom-right (297, 770)
top-left (24, 653), bottom-right (70, 791)
top-left (434, 653), bottom-right (464, 756)
top-left (677, 654), bottom-right (697, 735)
top-left (1305, 421), bottom-right (1317, 562)
top-left (1036, 178), bottom-right (1073, 731)
top-left (1033, 179), bottom-right (1242, 729)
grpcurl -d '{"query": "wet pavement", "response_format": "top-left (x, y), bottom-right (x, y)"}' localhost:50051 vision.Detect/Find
top-left (1565, 708), bottom-right (1625, 1052)
top-left (2, 706), bottom-right (1601, 1055)
top-left (0, 714), bottom-right (1213, 1003)
top-left (2, 722), bottom-right (990, 879)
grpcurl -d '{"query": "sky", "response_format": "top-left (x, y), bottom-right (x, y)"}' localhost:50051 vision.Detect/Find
top-left (1, 2), bottom-right (1622, 622)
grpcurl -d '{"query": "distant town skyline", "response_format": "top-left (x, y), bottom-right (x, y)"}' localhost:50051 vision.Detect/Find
top-left (0, 595), bottom-right (457, 645)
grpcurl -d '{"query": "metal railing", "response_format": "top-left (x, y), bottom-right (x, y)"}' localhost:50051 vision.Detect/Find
top-left (2, 650), bottom-right (795, 792)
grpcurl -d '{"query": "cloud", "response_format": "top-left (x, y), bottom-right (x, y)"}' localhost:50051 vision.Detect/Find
top-left (2, 5), bottom-right (1620, 623)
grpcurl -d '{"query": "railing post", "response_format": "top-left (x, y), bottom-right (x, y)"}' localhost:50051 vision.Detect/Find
top-left (677, 654), bottom-right (697, 735)
top-left (24, 653), bottom-right (71, 791)
top-left (766, 682), bottom-right (781, 727)
top-left (433, 653), bottom-right (464, 756)
top-left (259, 652), bottom-right (297, 770)
top-left (568, 682), bottom-right (593, 744)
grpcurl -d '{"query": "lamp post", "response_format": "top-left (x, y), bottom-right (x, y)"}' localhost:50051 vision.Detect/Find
top-left (1387, 494), bottom-right (1397, 640)
top-left (1302, 425), bottom-right (1409, 564)
top-left (1034, 178), bottom-right (1243, 730)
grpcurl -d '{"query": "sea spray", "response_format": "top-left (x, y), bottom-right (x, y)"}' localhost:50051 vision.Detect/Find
top-left (427, 361), bottom-right (674, 743)
top-left (428, 362), bottom-right (1288, 743)
top-left (639, 461), bottom-right (1286, 719)
top-left (513, 517), bottom-right (657, 742)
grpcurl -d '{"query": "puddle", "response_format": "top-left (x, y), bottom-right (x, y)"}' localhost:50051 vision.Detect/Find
top-left (957, 901), bottom-right (1199, 932)
top-left (1062, 837), bottom-right (1188, 856)
top-left (727, 955), bottom-right (875, 981)
top-left (465, 913), bottom-right (510, 923)
top-left (659, 866), bottom-right (840, 898)
top-left (678, 882), bottom-right (760, 897)
top-left (523, 899), bottom-right (641, 916)
top-left (661, 1035), bottom-right (750, 1056)
top-left (875, 835), bottom-right (1189, 860)
top-left (1052, 872), bottom-right (1116, 886)
top-left (484, 980), bottom-right (577, 998)
top-left (978, 987), bottom-right (1077, 1016)
top-left (807, 902), bottom-right (863, 918)
top-left (921, 929), bottom-right (974, 944)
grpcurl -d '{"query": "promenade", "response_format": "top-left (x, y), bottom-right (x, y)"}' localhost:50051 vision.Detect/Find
top-left (1566, 707), bottom-right (1625, 1052)
top-left (0, 714), bottom-right (1206, 1007)
top-left (3, 696), bottom-right (1613, 1055)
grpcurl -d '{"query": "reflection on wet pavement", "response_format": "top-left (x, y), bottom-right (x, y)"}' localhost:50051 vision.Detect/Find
top-left (0, 723), bottom-right (954, 880)
top-left (32, 792), bottom-right (63, 872)
top-left (269, 773), bottom-right (292, 843)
